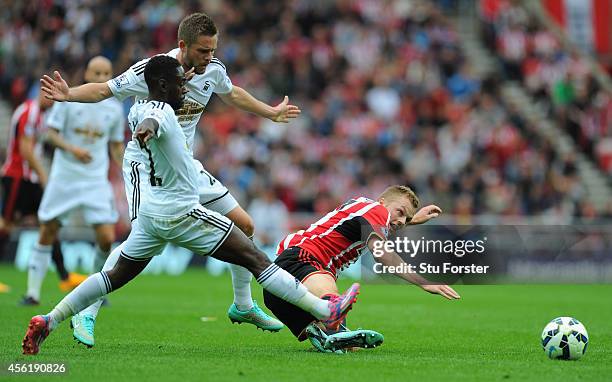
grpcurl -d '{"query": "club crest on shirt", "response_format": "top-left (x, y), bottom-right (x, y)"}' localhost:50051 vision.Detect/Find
top-left (381, 226), bottom-right (389, 238)
top-left (113, 74), bottom-right (130, 89)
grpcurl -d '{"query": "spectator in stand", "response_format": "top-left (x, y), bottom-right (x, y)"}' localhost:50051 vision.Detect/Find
top-left (480, 0), bottom-right (611, 175)
top-left (0, 0), bottom-right (605, 245)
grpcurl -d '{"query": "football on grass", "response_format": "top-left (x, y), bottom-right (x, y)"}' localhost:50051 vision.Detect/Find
top-left (541, 317), bottom-right (589, 360)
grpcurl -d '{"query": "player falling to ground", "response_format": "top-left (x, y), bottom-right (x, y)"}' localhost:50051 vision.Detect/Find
top-left (23, 57), bottom-right (125, 306)
top-left (22, 56), bottom-right (359, 355)
top-left (40, 12), bottom-right (298, 336)
top-left (0, 90), bottom-right (85, 302)
top-left (263, 186), bottom-right (461, 353)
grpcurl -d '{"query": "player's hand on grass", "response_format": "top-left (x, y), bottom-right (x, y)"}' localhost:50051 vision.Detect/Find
top-left (71, 146), bottom-right (92, 163)
top-left (409, 205), bottom-right (442, 225)
top-left (40, 71), bottom-right (70, 101)
top-left (270, 96), bottom-right (301, 123)
top-left (421, 284), bottom-right (460, 300)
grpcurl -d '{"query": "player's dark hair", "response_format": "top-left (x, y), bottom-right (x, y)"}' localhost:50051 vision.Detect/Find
top-left (178, 13), bottom-right (217, 46)
top-left (144, 55), bottom-right (181, 91)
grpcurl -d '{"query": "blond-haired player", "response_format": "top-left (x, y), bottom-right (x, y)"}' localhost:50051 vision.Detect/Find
top-left (263, 186), bottom-right (460, 352)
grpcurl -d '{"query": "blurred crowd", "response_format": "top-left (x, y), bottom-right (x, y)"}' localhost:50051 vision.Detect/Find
top-left (0, 0), bottom-right (610, 242)
top-left (480, 0), bottom-right (612, 174)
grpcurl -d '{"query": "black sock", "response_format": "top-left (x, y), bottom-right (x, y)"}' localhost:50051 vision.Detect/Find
top-left (52, 240), bottom-right (69, 280)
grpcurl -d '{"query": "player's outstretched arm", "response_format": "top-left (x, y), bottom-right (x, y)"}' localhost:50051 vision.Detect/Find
top-left (217, 86), bottom-right (301, 123)
top-left (18, 136), bottom-right (47, 187)
top-left (368, 236), bottom-right (460, 300)
top-left (409, 205), bottom-right (442, 225)
top-left (40, 71), bottom-right (112, 102)
top-left (46, 129), bottom-right (92, 163)
top-left (110, 141), bottom-right (125, 167)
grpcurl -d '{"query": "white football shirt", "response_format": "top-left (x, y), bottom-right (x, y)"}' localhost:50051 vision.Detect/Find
top-left (46, 98), bottom-right (124, 181)
top-left (108, 48), bottom-right (233, 155)
top-left (127, 100), bottom-right (200, 218)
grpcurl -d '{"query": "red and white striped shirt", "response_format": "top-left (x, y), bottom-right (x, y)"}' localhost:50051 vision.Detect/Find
top-left (1, 100), bottom-right (43, 181)
top-left (277, 197), bottom-right (390, 275)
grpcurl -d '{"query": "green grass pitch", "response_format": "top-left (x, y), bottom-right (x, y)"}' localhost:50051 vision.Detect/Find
top-left (0, 264), bottom-right (610, 381)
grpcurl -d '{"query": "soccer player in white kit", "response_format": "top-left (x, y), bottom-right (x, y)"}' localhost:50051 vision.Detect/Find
top-left (24, 57), bottom-right (125, 305)
top-left (40, 13), bottom-right (297, 342)
top-left (22, 56), bottom-right (360, 355)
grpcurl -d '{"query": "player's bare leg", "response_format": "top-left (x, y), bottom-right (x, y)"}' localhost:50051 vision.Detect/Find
top-left (224, 206), bottom-right (254, 237)
top-left (212, 226), bottom-right (360, 332)
top-left (302, 273), bottom-right (341, 351)
top-left (222, 205), bottom-right (283, 331)
top-left (303, 273), bottom-right (339, 297)
top-left (52, 241), bottom-right (71, 286)
top-left (54, 242), bottom-right (88, 292)
top-left (93, 224), bottom-right (115, 271)
top-left (22, 255), bottom-right (150, 355)
top-left (36, 220), bottom-right (59, 244)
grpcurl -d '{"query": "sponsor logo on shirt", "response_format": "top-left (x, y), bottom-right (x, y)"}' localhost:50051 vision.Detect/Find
top-left (74, 125), bottom-right (104, 144)
top-left (176, 100), bottom-right (205, 123)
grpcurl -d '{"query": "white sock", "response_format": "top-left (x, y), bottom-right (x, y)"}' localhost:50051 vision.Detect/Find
top-left (255, 264), bottom-right (330, 319)
top-left (26, 243), bottom-right (52, 301)
top-left (93, 245), bottom-right (110, 272)
top-left (230, 264), bottom-right (253, 311)
top-left (48, 272), bottom-right (112, 329)
top-left (81, 243), bottom-right (122, 319)
top-left (230, 233), bottom-right (255, 311)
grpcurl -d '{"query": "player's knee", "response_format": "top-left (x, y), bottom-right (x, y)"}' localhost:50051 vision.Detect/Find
top-left (38, 222), bottom-right (59, 244)
top-left (96, 226), bottom-right (115, 252)
top-left (224, 206), bottom-right (255, 237)
top-left (98, 234), bottom-right (114, 252)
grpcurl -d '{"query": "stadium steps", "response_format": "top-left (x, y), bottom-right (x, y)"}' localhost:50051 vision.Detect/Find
top-left (455, 18), bottom-right (612, 213)
top-left (501, 84), bottom-right (611, 210)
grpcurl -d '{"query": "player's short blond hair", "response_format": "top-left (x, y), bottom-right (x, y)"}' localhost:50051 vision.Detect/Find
top-left (178, 13), bottom-right (217, 46)
top-left (379, 185), bottom-right (420, 209)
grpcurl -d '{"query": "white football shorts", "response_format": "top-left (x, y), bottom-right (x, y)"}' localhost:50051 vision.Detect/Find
top-left (38, 177), bottom-right (118, 225)
top-left (121, 204), bottom-right (234, 261)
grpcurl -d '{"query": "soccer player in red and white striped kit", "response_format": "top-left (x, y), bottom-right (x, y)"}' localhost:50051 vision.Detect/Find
top-left (263, 185), bottom-right (460, 352)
